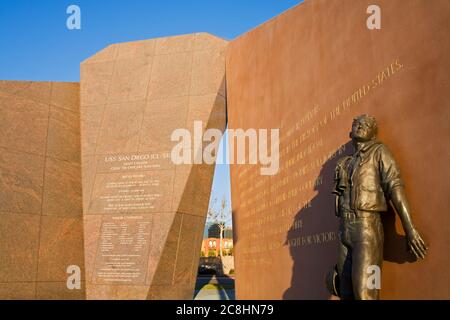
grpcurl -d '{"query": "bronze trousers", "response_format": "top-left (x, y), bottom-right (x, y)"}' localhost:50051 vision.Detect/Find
top-left (337, 211), bottom-right (384, 300)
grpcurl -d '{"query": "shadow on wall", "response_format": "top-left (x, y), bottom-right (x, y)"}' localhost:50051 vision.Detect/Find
top-left (283, 142), bottom-right (352, 300)
top-left (283, 140), bottom-right (416, 299)
top-left (382, 208), bottom-right (416, 264)
top-left (146, 78), bottom-right (227, 300)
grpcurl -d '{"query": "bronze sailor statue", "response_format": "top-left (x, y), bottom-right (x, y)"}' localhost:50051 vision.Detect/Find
top-left (328, 115), bottom-right (428, 300)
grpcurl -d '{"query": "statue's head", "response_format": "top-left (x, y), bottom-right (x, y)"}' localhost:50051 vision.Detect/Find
top-left (350, 114), bottom-right (378, 142)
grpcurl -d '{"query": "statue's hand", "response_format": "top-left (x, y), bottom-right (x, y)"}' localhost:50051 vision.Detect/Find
top-left (406, 229), bottom-right (428, 260)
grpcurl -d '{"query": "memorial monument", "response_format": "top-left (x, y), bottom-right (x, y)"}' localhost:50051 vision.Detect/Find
top-left (0, 33), bottom-right (227, 300)
top-left (329, 114), bottom-right (428, 300)
top-left (80, 33), bottom-right (227, 299)
top-left (1, 0), bottom-right (449, 301)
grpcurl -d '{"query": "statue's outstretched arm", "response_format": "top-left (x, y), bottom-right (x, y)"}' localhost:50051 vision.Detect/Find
top-left (390, 186), bottom-right (428, 260)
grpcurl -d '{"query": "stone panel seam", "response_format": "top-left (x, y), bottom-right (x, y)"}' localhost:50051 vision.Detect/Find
top-left (49, 103), bottom-right (80, 115)
top-left (0, 82), bottom-right (52, 104)
top-left (189, 216), bottom-right (202, 288)
top-left (84, 56), bottom-right (117, 215)
top-left (171, 213), bottom-right (184, 285)
top-left (34, 82), bottom-right (53, 299)
top-left (171, 33), bottom-right (197, 212)
top-left (0, 211), bottom-right (44, 216)
top-left (0, 89), bottom-right (50, 105)
top-left (82, 57), bottom-right (116, 284)
top-left (172, 34), bottom-right (197, 213)
top-left (83, 47), bottom-right (228, 64)
top-left (136, 50), bottom-right (155, 152)
top-left (80, 92), bottom-right (222, 108)
top-left (0, 145), bottom-right (81, 164)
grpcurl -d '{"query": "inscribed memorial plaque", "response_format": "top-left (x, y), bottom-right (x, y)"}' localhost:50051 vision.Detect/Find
top-left (81, 33), bottom-right (227, 299)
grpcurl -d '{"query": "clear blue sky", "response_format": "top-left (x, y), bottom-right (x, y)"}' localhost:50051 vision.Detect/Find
top-left (0, 0), bottom-right (302, 81)
top-left (0, 0), bottom-right (303, 227)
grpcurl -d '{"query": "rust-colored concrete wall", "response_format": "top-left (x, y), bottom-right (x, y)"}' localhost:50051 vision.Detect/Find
top-left (227, 0), bottom-right (450, 299)
top-left (0, 81), bottom-right (85, 299)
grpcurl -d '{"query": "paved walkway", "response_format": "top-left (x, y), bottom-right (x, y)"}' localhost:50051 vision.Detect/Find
top-left (193, 276), bottom-right (235, 300)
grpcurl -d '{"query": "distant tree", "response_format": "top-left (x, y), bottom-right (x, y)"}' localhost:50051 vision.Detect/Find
top-left (207, 195), bottom-right (230, 258)
top-left (208, 250), bottom-right (216, 257)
